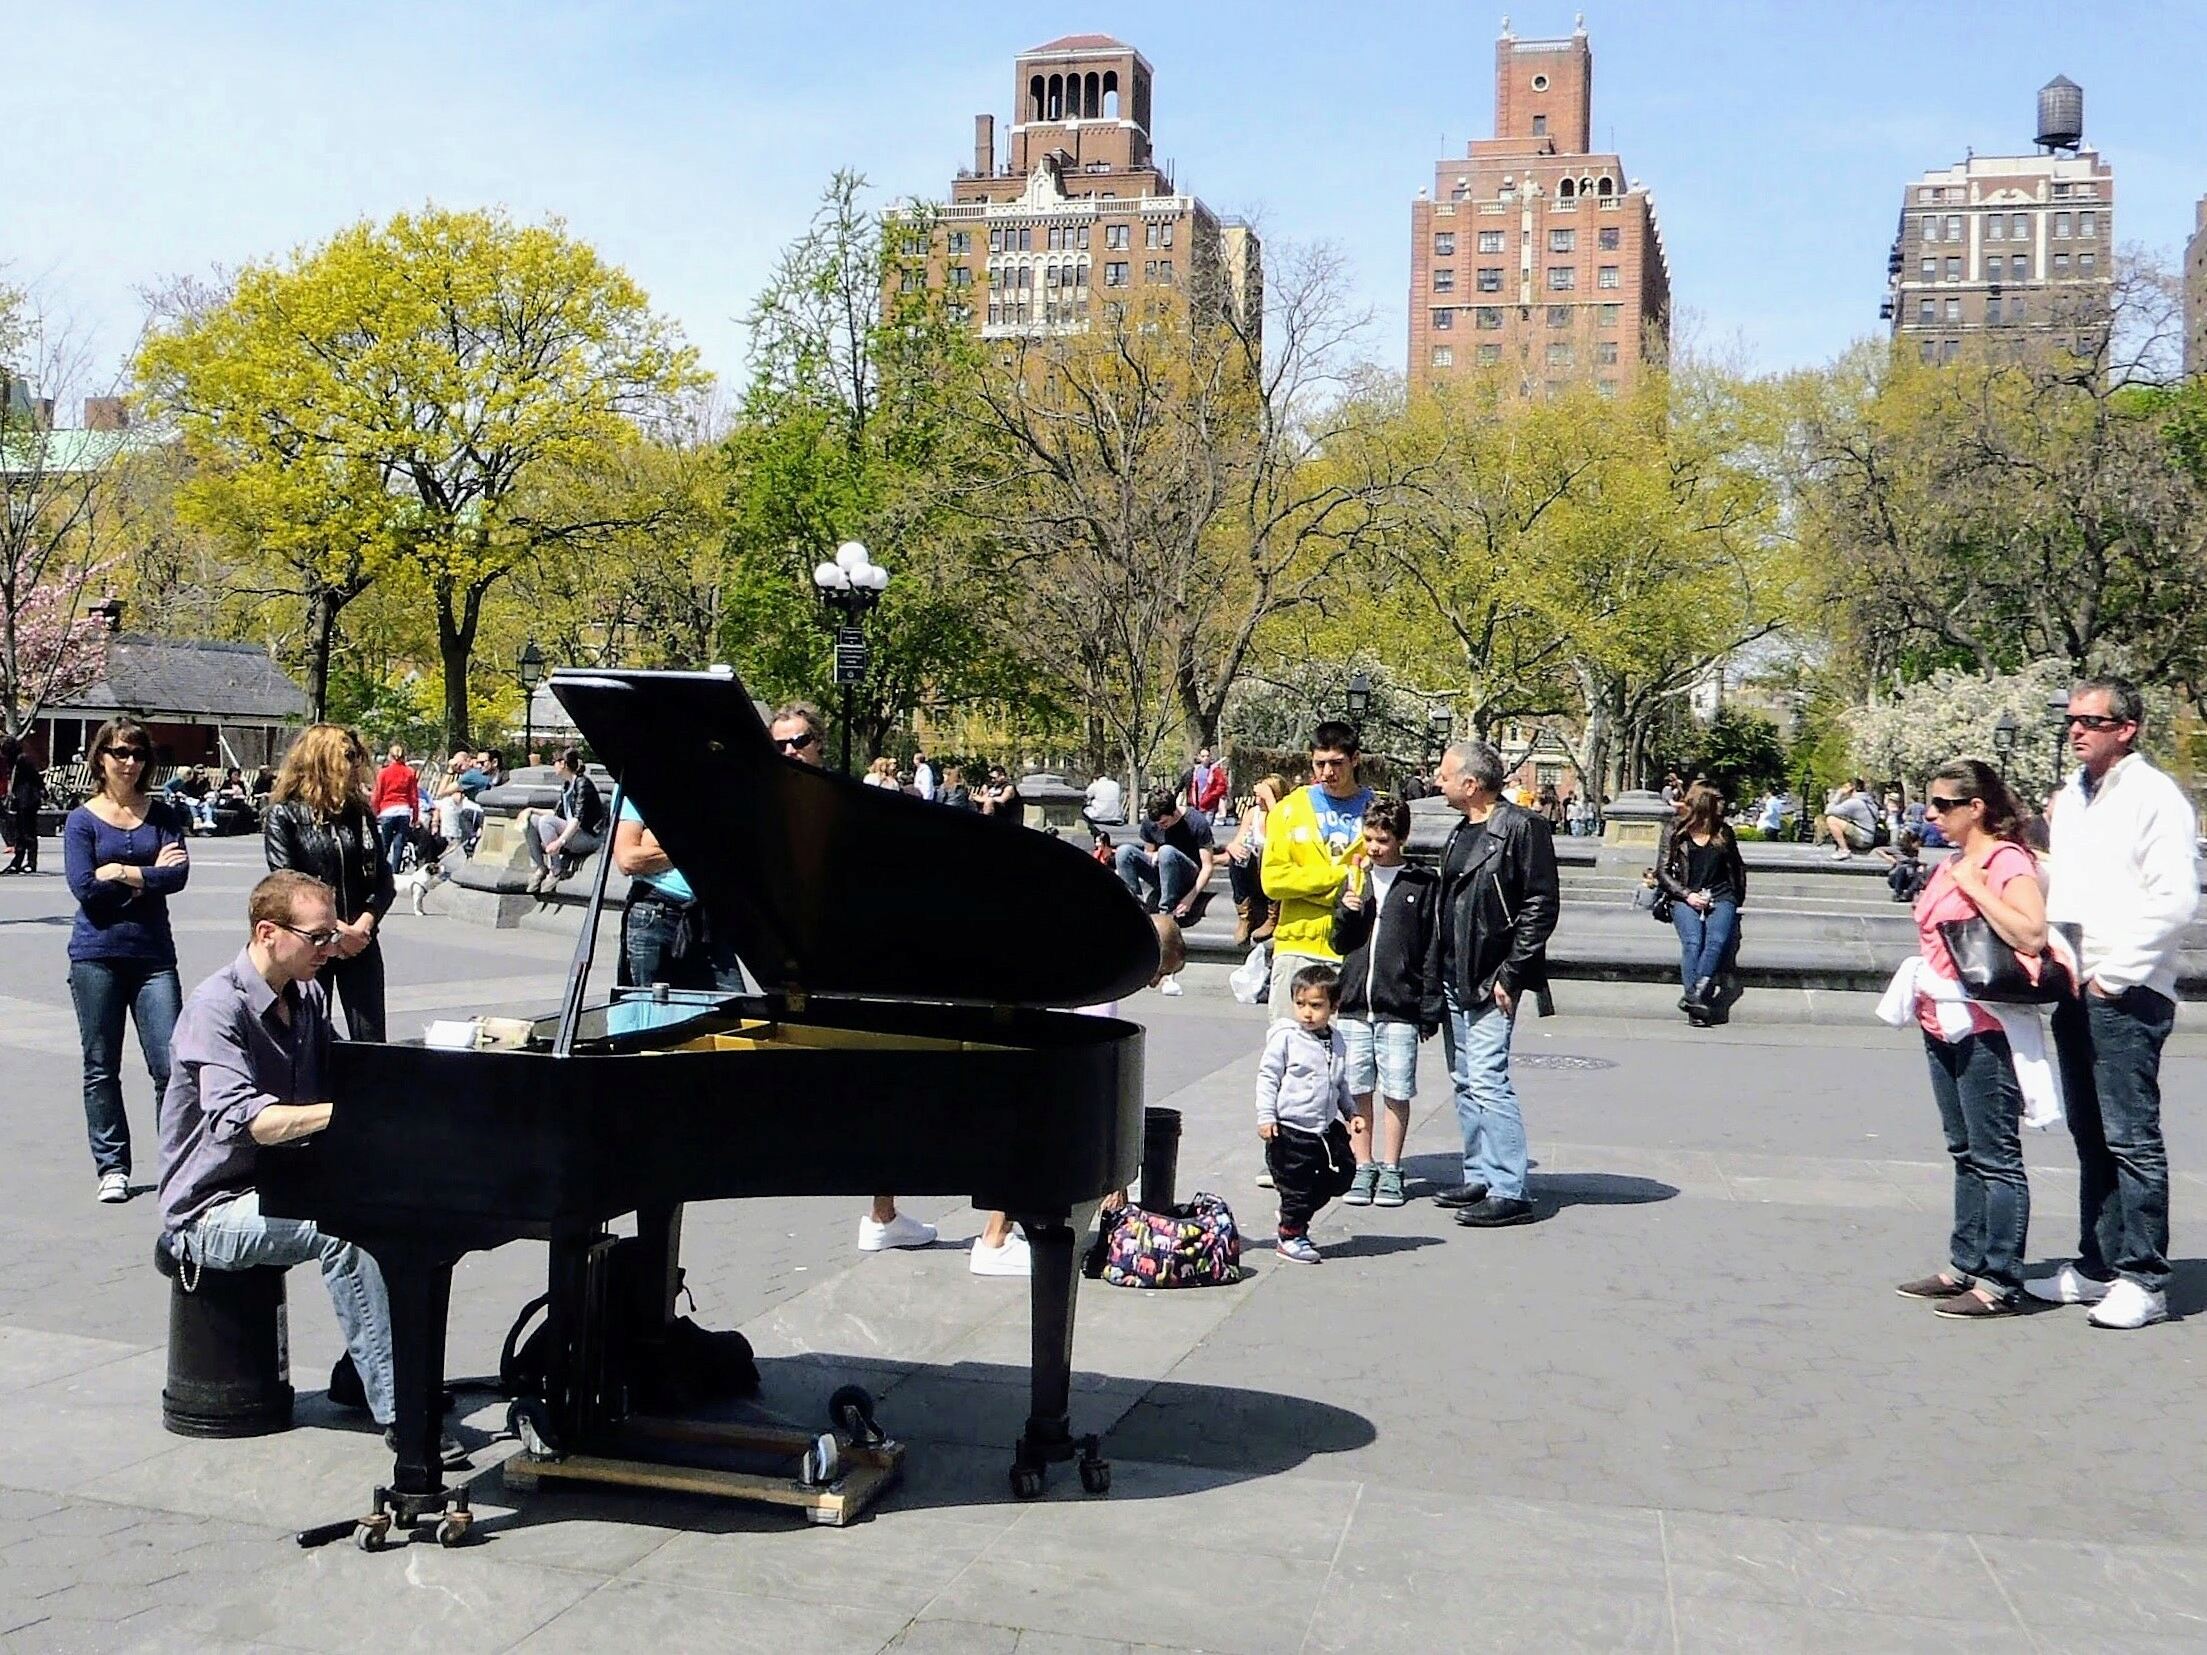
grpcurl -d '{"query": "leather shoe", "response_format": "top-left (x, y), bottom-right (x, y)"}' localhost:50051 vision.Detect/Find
top-left (1454, 1195), bottom-right (1536, 1227)
top-left (1432, 1182), bottom-right (1490, 1208)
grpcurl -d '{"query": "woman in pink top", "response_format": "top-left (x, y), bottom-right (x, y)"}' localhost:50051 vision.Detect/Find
top-left (1896, 759), bottom-right (2048, 1318)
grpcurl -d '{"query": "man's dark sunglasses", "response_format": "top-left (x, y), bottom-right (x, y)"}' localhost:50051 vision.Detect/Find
top-left (278, 923), bottom-right (344, 948)
top-left (2062, 713), bottom-right (2128, 731)
top-left (1926, 795), bottom-right (1971, 813)
top-left (774, 731), bottom-right (817, 753)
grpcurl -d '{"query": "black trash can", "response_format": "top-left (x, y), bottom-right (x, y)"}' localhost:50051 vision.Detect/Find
top-left (154, 1238), bottom-right (294, 1438)
top-left (1140, 1106), bottom-right (1183, 1214)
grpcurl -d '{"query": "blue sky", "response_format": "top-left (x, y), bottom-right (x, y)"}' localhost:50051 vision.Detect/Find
top-left (11, 1), bottom-right (2205, 402)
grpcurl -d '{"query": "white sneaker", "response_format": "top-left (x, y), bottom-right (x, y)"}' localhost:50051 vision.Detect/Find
top-left (858, 1212), bottom-right (938, 1252)
top-left (1255, 1168), bottom-right (1274, 1188)
top-left (2087, 1278), bottom-right (2169, 1330)
top-left (969, 1232), bottom-right (1032, 1277)
top-left (1158, 974), bottom-right (1183, 997)
top-left (96, 1172), bottom-right (129, 1204)
top-left (2023, 1263), bottom-right (2113, 1306)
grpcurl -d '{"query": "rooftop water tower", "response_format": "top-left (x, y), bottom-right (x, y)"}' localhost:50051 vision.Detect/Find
top-left (2036, 74), bottom-right (2084, 153)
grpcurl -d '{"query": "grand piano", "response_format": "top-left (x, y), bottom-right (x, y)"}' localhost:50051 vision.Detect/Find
top-left (261, 667), bottom-right (1157, 1544)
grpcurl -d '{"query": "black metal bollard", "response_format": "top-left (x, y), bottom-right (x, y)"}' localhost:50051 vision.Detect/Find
top-left (154, 1240), bottom-right (294, 1438)
top-left (1139, 1107), bottom-right (1182, 1214)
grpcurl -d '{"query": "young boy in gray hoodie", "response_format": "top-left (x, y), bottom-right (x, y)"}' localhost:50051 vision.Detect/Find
top-left (1256, 963), bottom-right (1358, 1262)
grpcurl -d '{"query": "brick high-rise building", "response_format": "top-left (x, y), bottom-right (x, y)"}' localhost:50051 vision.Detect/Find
top-left (2185, 194), bottom-right (2207, 377)
top-left (920, 35), bottom-right (1259, 344)
top-left (1407, 18), bottom-right (1670, 401)
top-left (1884, 77), bottom-right (2115, 362)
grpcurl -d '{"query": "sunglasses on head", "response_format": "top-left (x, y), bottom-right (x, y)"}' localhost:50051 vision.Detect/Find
top-left (2063, 713), bottom-right (2127, 731)
top-left (774, 731), bottom-right (816, 753)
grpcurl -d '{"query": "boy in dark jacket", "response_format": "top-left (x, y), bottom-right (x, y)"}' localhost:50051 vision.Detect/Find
top-left (1329, 795), bottom-right (1437, 1209)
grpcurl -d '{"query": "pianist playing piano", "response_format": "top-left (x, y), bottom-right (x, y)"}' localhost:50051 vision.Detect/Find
top-left (155, 869), bottom-right (463, 1466)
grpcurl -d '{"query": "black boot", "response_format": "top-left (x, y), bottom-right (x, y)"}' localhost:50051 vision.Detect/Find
top-left (1686, 977), bottom-right (1716, 1026)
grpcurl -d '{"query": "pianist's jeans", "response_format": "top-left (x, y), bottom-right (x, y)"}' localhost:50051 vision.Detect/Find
top-left (179, 1190), bottom-right (396, 1425)
top-left (67, 958), bottom-right (181, 1178)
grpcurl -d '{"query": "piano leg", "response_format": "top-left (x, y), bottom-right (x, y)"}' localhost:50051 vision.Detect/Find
top-left (1014, 1201), bottom-right (1106, 1499)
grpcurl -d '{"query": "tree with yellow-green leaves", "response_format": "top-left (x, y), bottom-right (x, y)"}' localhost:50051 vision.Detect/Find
top-left (137, 207), bottom-right (704, 743)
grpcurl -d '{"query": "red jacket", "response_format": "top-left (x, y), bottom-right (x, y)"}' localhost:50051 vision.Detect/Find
top-left (371, 760), bottom-right (417, 820)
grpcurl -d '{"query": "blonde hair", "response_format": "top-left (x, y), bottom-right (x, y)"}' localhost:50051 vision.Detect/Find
top-left (867, 755), bottom-right (896, 783)
top-left (272, 724), bottom-right (371, 820)
top-left (1254, 773), bottom-right (1290, 810)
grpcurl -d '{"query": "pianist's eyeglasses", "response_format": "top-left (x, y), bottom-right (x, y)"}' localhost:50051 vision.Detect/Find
top-left (278, 923), bottom-right (345, 949)
top-left (775, 732), bottom-right (817, 753)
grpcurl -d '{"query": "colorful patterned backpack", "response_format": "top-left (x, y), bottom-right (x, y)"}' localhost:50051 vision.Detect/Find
top-left (1098, 1192), bottom-right (1243, 1288)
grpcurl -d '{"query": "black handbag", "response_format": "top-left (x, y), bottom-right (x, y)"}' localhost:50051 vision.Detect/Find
top-left (1936, 917), bottom-right (2079, 1005)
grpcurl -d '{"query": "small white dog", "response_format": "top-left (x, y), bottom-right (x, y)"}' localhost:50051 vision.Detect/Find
top-left (405, 856), bottom-right (452, 915)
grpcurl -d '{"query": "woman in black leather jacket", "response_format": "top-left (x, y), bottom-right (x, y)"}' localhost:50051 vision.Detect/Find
top-left (265, 723), bottom-right (394, 1040)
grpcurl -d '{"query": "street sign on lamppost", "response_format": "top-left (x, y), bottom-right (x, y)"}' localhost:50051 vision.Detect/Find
top-left (518, 639), bottom-right (547, 760)
top-left (811, 541), bottom-right (890, 776)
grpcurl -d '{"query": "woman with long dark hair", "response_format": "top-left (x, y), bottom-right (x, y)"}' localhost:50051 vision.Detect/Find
top-left (62, 716), bottom-right (190, 1202)
top-left (1657, 783), bottom-right (1748, 1026)
top-left (1894, 758), bottom-right (2047, 1319)
top-left (264, 724), bottom-right (393, 1041)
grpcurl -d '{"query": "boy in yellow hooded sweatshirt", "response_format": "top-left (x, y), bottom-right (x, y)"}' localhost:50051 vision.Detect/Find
top-left (1259, 719), bottom-right (1376, 1015)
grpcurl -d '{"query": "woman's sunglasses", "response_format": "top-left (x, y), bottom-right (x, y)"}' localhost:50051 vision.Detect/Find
top-left (1926, 795), bottom-right (1972, 813)
top-left (100, 747), bottom-right (149, 763)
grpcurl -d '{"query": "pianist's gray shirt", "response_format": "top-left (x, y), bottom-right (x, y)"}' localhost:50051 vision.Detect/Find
top-left (156, 948), bottom-right (333, 1235)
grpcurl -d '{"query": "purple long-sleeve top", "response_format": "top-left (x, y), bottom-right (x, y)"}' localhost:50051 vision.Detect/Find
top-left (63, 798), bottom-right (192, 964)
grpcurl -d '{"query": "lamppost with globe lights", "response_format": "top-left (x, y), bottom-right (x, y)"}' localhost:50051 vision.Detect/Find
top-left (811, 541), bottom-right (890, 776)
top-left (517, 638), bottom-right (547, 762)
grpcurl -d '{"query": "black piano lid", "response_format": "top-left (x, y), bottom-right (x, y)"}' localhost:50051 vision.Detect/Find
top-left (550, 667), bottom-right (1161, 1011)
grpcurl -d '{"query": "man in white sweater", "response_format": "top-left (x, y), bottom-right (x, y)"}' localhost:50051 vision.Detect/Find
top-left (2031, 676), bottom-right (2199, 1329)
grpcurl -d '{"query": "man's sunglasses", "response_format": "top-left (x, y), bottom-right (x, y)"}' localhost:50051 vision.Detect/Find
top-left (1926, 795), bottom-right (1972, 813)
top-left (277, 923), bottom-right (344, 948)
top-left (774, 731), bottom-right (817, 753)
top-left (2062, 713), bottom-right (2129, 731)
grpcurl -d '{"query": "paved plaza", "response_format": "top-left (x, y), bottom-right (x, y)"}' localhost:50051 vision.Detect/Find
top-left (4, 837), bottom-right (2206, 1652)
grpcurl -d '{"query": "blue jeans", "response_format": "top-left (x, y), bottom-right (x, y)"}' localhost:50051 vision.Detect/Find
top-left (1115, 843), bottom-right (1199, 913)
top-left (1442, 992), bottom-right (1526, 1199)
top-left (377, 810), bottom-right (412, 877)
top-left (66, 958), bottom-right (182, 1177)
top-left (1922, 1030), bottom-right (2029, 1297)
top-left (1672, 898), bottom-right (1739, 990)
top-left (178, 1190), bottom-right (395, 1425)
top-left (2052, 987), bottom-right (2175, 1294)
top-left (621, 896), bottom-right (745, 993)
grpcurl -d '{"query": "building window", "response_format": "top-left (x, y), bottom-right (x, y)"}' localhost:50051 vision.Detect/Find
top-left (1547, 343), bottom-right (1573, 367)
top-left (1920, 339), bottom-right (1938, 362)
top-left (1431, 345), bottom-right (1453, 367)
top-left (947, 231), bottom-right (971, 255)
top-left (1432, 307), bottom-right (1454, 330)
top-left (1945, 256), bottom-right (1961, 280)
top-left (1075, 261), bottom-right (1088, 288)
top-left (1598, 265), bottom-right (1620, 288)
top-left (1921, 215), bottom-right (1939, 243)
top-left (1106, 224), bottom-right (1129, 250)
top-left (2013, 212), bottom-right (2030, 239)
top-left (1918, 297), bottom-right (1935, 323)
top-left (1944, 297), bottom-right (1961, 321)
top-left (1548, 305), bottom-right (1572, 328)
top-left (1105, 261), bottom-right (1128, 286)
top-left (1599, 226), bottom-right (1620, 250)
top-left (1478, 343), bottom-right (1502, 363)
top-left (1599, 303), bottom-right (1620, 326)
top-left (1547, 266), bottom-right (1576, 290)
top-left (1940, 339), bottom-right (1959, 362)
top-left (2053, 252), bottom-right (2070, 275)
top-left (1433, 268), bottom-right (1456, 292)
top-left (2011, 252), bottom-right (2029, 279)
top-left (2054, 212), bottom-right (2071, 238)
top-left (1945, 214), bottom-right (1962, 240)
top-left (1477, 267), bottom-right (1502, 292)
top-left (2010, 295), bottom-right (2026, 322)
top-left (1919, 258), bottom-right (1935, 281)
top-left (1145, 222), bottom-right (1159, 248)
top-left (1143, 260), bottom-right (1155, 281)
top-left (949, 266), bottom-right (971, 287)
top-left (1531, 114), bottom-right (1548, 135)
top-left (2052, 182), bottom-right (2071, 199)
top-left (1435, 232), bottom-right (1456, 256)
top-left (1478, 230), bottom-right (1505, 252)
top-left (2078, 251), bottom-right (2096, 275)
top-left (988, 228), bottom-right (1004, 253)
top-left (1985, 296), bottom-right (2002, 325)
top-left (1597, 340), bottom-right (1619, 365)
top-left (1475, 307), bottom-right (1503, 330)
top-left (1597, 378), bottom-right (1619, 397)
top-left (1078, 225), bottom-right (1090, 249)
top-left (1986, 215), bottom-right (2005, 242)
top-left (1550, 229), bottom-right (1575, 253)
top-left (2078, 211), bottom-right (2096, 238)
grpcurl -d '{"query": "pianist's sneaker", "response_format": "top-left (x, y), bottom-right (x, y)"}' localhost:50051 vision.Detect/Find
top-left (969, 1231), bottom-right (1032, 1277)
top-left (858, 1211), bottom-right (938, 1252)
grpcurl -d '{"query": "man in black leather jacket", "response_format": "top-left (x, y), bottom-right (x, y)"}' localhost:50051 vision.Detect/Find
top-left (1425, 740), bottom-right (1559, 1227)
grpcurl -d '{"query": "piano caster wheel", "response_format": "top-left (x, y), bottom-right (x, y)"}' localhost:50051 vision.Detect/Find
top-left (433, 1511), bottom-right (473, 1548)
top-left (1077, 1437), bottom-right (1110, 1496)
top-left (828, 1384), bottom-right (883, 1447)
top-left (1010, 1465), bottom-right (1046, 1501)
top-left (799, 1432), bottom-right (842, 1489)
top-left (508, 1397), bottom-right (559, 1458)
top-left (352, 1514), bottom-right (393, 1552)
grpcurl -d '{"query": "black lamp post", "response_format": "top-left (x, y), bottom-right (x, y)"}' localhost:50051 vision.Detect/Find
top-left (1992, 709), bottom-right (2019, 780)
top-left (2047, 690), bottom-right (2073, 788)
top-left (518, 639), bottom-right (547, 761)
top-left (1345, 671), bottom-right (1373, 732)
top-left (811, 541), bottom-right (890, 776)
top-left (1426, 704), bottom-right (1453, 763)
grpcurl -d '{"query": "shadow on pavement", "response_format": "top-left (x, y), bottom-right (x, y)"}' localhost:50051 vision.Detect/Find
top-left (1314, 1232), bottom-right (1446, 1260)
top-left (1530, 1171), bottom-right (1680, 1211)
top-left (2165, 1258), bottom-right (2207, 1320)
